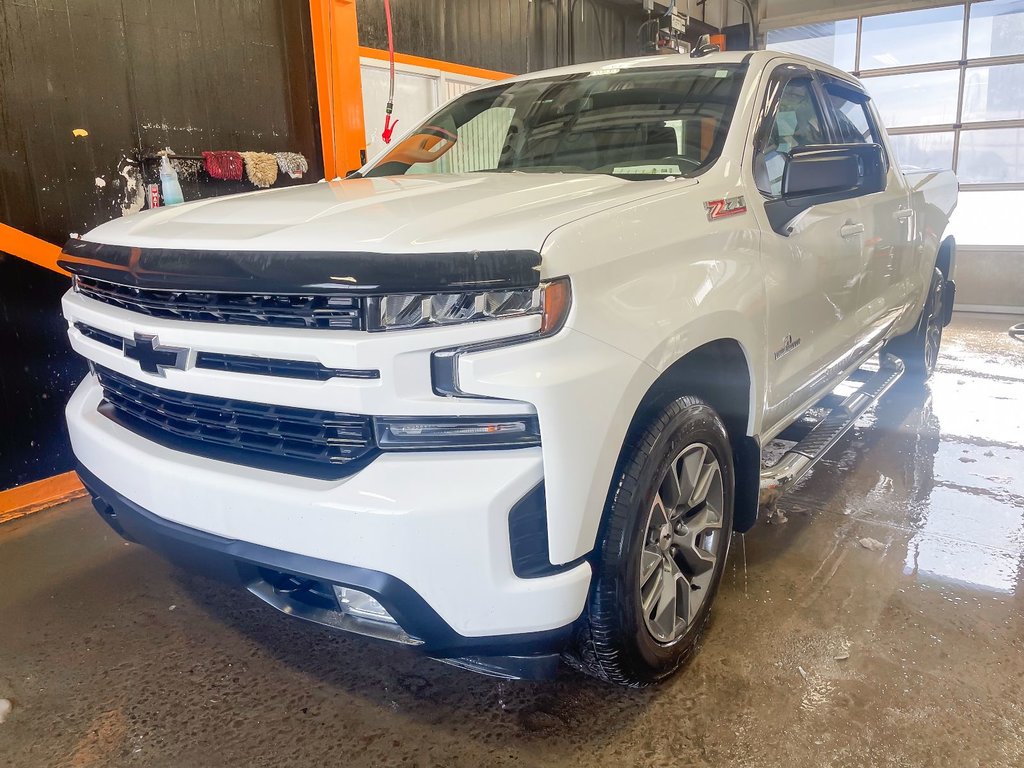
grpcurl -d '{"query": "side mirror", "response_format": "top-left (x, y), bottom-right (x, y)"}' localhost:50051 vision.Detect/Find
top-left (782, 143), bottom-right (886, 199)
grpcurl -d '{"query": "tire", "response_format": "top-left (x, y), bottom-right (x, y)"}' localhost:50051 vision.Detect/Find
top-left (884, 267), bottom-right (946, 380)
top-left (570, 396), bottom-right (734, 687)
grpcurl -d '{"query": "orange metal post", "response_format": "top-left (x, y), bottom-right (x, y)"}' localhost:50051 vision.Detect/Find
top-left (309, 0), bottom-right (367, 179)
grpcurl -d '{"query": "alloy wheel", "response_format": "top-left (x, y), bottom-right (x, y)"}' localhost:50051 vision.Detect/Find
top-left (638, 442), bottom-right (725, 644)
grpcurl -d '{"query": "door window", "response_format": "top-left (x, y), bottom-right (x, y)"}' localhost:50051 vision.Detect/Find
top-left (754, 76), bottom-right (828, 196)
top-left (826, 88), bottom-right (881, 145)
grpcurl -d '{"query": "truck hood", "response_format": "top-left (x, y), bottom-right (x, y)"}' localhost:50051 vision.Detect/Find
top-left (84, 172), bottom-right (692, 254)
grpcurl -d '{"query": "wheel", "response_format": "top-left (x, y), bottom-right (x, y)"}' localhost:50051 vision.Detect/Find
top-left (884, 267), bottom-right (946, 380)
top-left (570, 396), bottom-right (734, 687)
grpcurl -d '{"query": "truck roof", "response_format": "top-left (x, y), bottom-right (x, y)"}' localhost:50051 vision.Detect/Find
top-left (499, 49), bottom-right (860, 90)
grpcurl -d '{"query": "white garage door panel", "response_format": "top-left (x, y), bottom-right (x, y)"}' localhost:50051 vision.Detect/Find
top-left (360, 59), bottom-right (493, 167)
top-left (360, 65), bottom-right (438, 164)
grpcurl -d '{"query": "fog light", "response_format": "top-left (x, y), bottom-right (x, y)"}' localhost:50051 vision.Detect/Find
top-left (333, 586), bottom-right (397, 624)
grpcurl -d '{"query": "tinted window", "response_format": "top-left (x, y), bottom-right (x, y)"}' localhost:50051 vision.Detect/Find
top-left (827, 89), bottom-right (879, 144)
top-left (755, 77), bottom-right (828, 196)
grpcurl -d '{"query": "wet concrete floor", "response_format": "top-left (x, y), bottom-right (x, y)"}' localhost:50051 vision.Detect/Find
top-left (1, 313), bottom-right (1023, 767)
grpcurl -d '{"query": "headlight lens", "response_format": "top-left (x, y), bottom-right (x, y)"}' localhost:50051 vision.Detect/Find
top-left (374, 415), bottom-right (540, 449)
top-left (371, 285), bottom-right (548, 331)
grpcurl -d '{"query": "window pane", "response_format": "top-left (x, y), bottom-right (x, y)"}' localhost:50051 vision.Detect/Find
top-left (968, 0), bottom-right (1024, 59)
top-left (962, 62), bottom-right (1024, 122)
top-left (958, 127), bottom-right (1024, 183)
top-left (766, 20), bottom-right (857, 70)
top-left (889, 132), bottom-right (955, 171)
top-left (948, 190), bottom-right (1024, 246)
top-left (862, 69), bottom-right (960, 128)
top-left (442, 108), bottom-right (516, 174)
top-left (860, 6), bottom-right (965, 69)
top-left (755, 78), bottom-right (828, 196)
top-left (827, 91), bottom-right (878, 143)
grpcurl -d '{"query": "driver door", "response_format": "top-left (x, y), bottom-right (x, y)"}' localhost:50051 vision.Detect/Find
top-left (750, 65), bottom-right (867, 434)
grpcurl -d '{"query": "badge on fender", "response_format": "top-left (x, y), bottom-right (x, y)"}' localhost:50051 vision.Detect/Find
top-left (704, 195), bottom-right (747, 221)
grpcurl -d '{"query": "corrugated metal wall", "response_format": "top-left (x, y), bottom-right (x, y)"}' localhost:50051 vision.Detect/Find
top-left (356, 0), bottom-right (646, 73)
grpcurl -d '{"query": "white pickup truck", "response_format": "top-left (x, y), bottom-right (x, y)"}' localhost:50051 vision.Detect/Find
top-left (60, 50), bottom-right (957, 687)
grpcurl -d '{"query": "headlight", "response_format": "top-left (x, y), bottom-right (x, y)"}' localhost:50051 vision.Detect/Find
top-left (368, 279), bottom-right (570, 331)
top-left (374, 415), bottom-right (540, 449)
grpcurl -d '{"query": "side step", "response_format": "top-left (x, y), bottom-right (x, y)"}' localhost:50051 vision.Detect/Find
top-left (759, 354), bottom-right (905, 506)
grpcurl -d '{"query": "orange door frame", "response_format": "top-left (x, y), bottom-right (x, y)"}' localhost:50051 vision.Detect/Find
top-left (309, 0), bottom-right (368, 179)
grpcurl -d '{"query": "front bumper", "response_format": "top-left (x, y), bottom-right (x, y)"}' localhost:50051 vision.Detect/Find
top-left (79, 465), bottom-right (572, 677)
top-left (67, 377), bottom-right (592, 650)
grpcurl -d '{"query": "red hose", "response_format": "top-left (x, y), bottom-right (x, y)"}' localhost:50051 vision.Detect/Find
top-left (381, 0), bottom-right (398, 144)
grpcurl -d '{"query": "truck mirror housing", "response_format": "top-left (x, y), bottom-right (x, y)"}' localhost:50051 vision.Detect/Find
top-left (764, 143), bottom-right (889, 235)
top-left (782, 144), bottom-right (887, 199)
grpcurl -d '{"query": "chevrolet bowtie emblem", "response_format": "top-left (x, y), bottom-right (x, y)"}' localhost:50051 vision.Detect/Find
top-left (123, 333), bottom-right (189, 376)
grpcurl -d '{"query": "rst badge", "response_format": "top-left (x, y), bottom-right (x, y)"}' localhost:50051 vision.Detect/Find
top-left (704, 195), bottom-right (747, 221)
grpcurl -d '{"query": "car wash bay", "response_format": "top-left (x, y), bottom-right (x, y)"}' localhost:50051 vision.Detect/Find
top-left (2, 0), bottom-right (1024, 765)
top-left (2, 315), bottom-right (1023, 765)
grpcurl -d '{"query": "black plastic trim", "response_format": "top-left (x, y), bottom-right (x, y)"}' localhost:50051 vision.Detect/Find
top-left (76, 322), bottom-right (122, 349)
top-left (77, 464), bottom-right (576, 658)
top-left (74, 323), bottom-right (380, 381)
top-left (74, 275), bottom-right (366, 330)
top-left (508, 482), bottom-right (590, 579)
top-left (195, 352), bottom-right (380, 381)
top-left (60, 240), bottom-right (542, 295)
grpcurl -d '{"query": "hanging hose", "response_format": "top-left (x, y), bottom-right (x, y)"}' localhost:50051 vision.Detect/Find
top-left (1010, 322), bottom-right (1024, 342)
top-left (381, 0), bottom-right (398, 144)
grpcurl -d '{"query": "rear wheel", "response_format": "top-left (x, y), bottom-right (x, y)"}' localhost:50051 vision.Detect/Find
top-left (884, 267), bottom-right (946, 380)
top-left (570, 396), bottom-right (734, 687)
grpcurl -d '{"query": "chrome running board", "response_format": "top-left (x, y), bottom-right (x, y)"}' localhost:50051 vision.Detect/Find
top-left (759, 354), bottom-right (905, 507)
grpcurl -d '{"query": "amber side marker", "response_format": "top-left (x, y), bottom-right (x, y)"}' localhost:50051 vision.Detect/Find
top-left (0, 471), bottom-right (86, 526)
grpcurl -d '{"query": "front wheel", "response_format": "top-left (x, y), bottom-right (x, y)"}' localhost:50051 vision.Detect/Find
top-left (570, 396), bottom-right (734, 687)
top-left (884, 267), bottom-right (946, 380)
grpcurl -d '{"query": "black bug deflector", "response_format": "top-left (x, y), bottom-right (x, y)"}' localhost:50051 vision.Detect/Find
top-left (59, 239), bottom-right (542, 294)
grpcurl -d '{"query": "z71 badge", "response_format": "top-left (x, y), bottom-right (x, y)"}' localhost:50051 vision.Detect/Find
top-left (704, 195), bottom-right (747, 221)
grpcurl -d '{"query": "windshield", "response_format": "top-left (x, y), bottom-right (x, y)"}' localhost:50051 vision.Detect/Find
top-left (364, 63), bottom-right (748, 180)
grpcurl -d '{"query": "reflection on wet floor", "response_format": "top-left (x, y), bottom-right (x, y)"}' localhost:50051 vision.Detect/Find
top-left (1, 313), bottom-right (1023, 767)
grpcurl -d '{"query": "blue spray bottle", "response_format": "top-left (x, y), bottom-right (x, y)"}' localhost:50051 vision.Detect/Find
top-left (159, 151), bottom-right (184, 206)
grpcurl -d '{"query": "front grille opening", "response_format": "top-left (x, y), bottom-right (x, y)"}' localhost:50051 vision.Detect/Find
top-left (94, 365), bottom-right (377, 477)
top-left (76, 276), bottom-right (365, 330)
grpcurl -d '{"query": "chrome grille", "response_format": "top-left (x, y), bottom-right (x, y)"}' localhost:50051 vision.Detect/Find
top-left (76, 277), bottom-right (364, 330)
top-left (94, 366), bottom-right (376, 471)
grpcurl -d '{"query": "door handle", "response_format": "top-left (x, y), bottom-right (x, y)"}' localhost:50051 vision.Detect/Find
top-left (840, 222), bottom-right (865, 239)
top-left (894, 207), bottom-right (914, 221)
